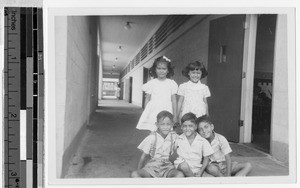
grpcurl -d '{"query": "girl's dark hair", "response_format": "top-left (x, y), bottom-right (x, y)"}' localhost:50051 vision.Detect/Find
top-left (149, 56), bottom-right (174, 78)
top-left (157, 110), bottom-right (173, 123)
top-left (181, 112), bottom-right (197, 124)
top-left (182, 61), bottom-right (208, 79)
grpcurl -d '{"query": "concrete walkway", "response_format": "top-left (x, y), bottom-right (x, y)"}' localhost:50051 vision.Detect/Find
top-left (64, 100), bottom-right (289, 178)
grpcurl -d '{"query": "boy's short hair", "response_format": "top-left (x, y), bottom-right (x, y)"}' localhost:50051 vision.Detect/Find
top-left (157, 111), bottom-right (173, 122)
top-left (196, 115), bottom-right (213, 126)
top-left (181, 112), bottom-right (197, 124)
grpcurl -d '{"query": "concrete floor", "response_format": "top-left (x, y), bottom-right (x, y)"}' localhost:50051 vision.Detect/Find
top-left (64, 100), bottom-right (289, 178)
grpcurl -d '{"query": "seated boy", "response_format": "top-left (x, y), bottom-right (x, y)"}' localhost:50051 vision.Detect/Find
top-left (197, 115), bottom-right (252, 177)
top-left (131, 111), bottom-right (184, 178)
top-left (174, 113), bottom-right (214, 177)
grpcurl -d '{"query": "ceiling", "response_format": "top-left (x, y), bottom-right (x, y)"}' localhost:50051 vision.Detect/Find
top-left (99, 15), bottom-right (166, 77)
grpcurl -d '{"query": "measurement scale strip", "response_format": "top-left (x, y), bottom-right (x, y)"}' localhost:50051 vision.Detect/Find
top-left (4, 7), bottom-right (44, 188)
top-left (20, 7), bottom-right (27, 188)
top-left (4, 7), bottom-right (21, 188)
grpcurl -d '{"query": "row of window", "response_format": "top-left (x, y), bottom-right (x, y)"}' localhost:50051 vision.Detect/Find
top-left (120, 15), bottom-right (192, 78)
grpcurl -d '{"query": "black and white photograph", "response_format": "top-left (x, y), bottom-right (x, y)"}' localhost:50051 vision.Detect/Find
top-left (0, 0), bottom-right (299, 188)
top-left (47, 4), bottom-right (297, 185)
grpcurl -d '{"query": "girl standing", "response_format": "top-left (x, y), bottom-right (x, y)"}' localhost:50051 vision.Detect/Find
top-left (177, 61), bottom-right (210, 121)
top-left (136, 56), bottom-right (178, 131)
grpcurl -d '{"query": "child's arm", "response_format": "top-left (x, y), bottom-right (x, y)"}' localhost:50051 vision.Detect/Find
top-left (224, 154), bottom-right (232, 176)
top-left (171, 94), bottom-right (178, 123)
top-left (197, 156), bottom-right (210, 177)
top-left (137, 152), bottom-right (150, 169)
top-left (203, 97), bottom-right (209, 116)
top-left (144, 94), bottom-right (151, 108)
top-left (177, 95), bottom-right (184, 121)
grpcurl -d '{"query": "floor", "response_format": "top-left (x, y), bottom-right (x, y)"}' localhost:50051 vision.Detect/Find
top-left (64, 100), bottom-right (289, 178)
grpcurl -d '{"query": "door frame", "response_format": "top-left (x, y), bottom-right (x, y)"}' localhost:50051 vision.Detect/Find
top-left (240, 15), bottom-right (258, 143)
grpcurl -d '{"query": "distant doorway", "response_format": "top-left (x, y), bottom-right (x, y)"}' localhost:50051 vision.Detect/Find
top-left (142, 67), bottom-right (150, 109)
top-left (129, 77), bottom-right (133, 103)
top-left (251, 15), bottom-right (277, 153)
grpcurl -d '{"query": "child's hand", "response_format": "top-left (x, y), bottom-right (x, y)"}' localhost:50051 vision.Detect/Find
top-left (173, 122), bottom-right (182, 135)
top-left (194, 172), bottom-right (202, 177)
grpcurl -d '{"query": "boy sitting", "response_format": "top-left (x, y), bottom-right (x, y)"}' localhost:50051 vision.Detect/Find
top-left (131, 111), bottom-right (184, 178)
top-left (197, 115), bottom-right (252, 177)
top-left (174, 113), bottom-right (214, 177)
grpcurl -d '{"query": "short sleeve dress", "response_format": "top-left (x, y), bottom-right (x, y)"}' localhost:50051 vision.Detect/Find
top-left (136, 78), bottom-right (178, 131)
top-left (177, 80), bottom-right (210, 118)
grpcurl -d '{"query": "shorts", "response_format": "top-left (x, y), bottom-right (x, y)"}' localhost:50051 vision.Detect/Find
top-left (210, 161), bottom-right (238, 175)
top-left (174, 158), bottom-right (202, 174)
top-left (143, 159), bottom-right (175, 178)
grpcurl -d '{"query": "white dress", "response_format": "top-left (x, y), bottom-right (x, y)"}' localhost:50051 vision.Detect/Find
top-left (136, 78), bottom-right (178, 131)
top-left (178, 80), bottom-right (211, 118)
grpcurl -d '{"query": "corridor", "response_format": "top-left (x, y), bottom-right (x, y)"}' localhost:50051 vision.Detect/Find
top-left (64, 100), bottom-right (289, 178)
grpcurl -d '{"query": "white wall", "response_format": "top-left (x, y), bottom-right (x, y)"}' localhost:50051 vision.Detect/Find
top-left (64, 16), bottom-right (98, 150)
top-left (122, 15), bottom-right (222, 107)
top-left (271, 14), bottom-right (289, 165)
top-left (55, 16), bottom-right (99, 177)
top-left (55, 16), bottom-right (68, 178)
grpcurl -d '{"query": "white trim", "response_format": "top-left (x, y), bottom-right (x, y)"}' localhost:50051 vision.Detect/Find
top-left (240, 15), bottom-right (257, 143)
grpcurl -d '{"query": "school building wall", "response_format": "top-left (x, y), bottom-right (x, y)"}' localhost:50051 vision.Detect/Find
top-left (271, 15), bottom-right (289, 166)
top-left (121, 14), bottom-right (290, 165)
top-left (55, 16), bottom-right (99, 178)
top-left (122, 15), bottom-right (223, 106)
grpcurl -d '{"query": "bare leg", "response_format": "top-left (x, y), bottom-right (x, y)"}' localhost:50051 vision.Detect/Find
top-left (167, 169), bottom-right (185, 178)
top-left (206, 164), bottom-right (224, 177)
top-left (177, 161), bottom-right (194, 177)
top-left (232, 162), bottom-right (252, 176)
top-left (131, 169), bottom-right (152, 178)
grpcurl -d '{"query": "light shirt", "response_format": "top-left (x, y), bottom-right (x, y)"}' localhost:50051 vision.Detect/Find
top-left (209, 132), bottom-right (232, 162)
top-left (175, 133), bottom-right (213, 172)
top-left (138, 132), bottom-right (178, 160)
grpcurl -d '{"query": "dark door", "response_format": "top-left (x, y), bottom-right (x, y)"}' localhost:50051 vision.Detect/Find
top-left (129, 77), bottom-right (133, 103)
top-left (142, 68), bottom-right (150, 109)
top-left (207, 15), bottom-right (245, 142)
top-left (120, 82), bottom-right (124, 100)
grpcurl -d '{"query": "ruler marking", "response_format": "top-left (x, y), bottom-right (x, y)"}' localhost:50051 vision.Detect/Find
top-left (5, 7), bottom-right (21, 188)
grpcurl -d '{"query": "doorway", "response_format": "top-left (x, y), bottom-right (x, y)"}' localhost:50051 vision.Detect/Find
top-left (129, 77), bottom-right (133, 103)
top-left (251, 15), bottom-right (277, 153)
top-left (142, 67), bottom-right (150, 109)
